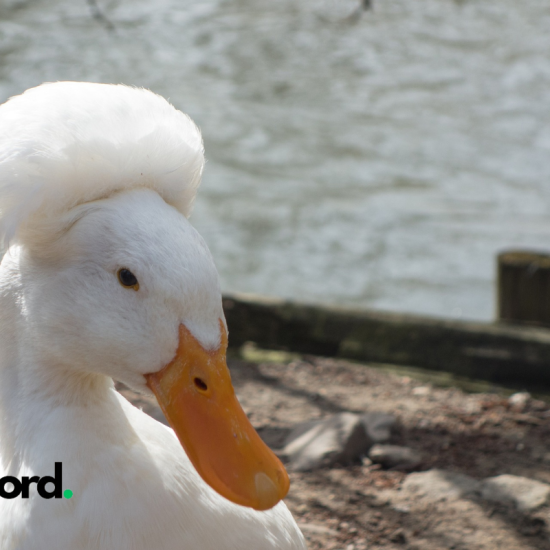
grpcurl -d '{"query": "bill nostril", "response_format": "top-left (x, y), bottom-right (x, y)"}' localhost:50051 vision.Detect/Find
top-left (194, 377), bottom-right (208, 392)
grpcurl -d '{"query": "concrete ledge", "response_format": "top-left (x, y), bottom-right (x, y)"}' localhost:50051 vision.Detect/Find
top-left (222, 293), bottom-right (550, 387)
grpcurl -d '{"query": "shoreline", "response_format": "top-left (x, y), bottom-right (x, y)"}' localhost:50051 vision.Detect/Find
top-left (223, 293), bottom-right (550, 390)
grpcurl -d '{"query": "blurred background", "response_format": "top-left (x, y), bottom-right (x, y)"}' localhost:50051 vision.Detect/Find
top-left (2, 0), bottom-right (550, 321)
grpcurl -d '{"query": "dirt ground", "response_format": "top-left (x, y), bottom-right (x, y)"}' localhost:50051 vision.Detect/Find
top-left (118, 349), bottom-right (550, 550)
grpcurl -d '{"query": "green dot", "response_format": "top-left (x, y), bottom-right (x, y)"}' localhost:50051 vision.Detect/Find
top-left (64, 489), bottom-right (73, 499)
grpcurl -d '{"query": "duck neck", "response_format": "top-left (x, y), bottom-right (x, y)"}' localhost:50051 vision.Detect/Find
top-left (0, 249), bottom-right (114, 471)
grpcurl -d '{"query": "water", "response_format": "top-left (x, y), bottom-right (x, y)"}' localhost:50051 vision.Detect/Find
top-left (1, 0), bottom-right (549, 321)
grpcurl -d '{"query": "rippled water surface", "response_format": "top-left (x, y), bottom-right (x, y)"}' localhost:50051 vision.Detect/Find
top-left (1, 0), bottom-right (549, 320)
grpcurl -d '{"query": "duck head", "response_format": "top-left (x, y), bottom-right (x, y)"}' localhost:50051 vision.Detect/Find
top-left (0, 82), bottom-right (289, 511)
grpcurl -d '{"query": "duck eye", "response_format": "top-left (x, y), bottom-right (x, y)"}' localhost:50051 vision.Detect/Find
top-left (117, 268), bottom-right (139, 291)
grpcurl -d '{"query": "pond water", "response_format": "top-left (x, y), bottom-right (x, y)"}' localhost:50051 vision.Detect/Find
top-left (1, 0), bottom-right (549, 320)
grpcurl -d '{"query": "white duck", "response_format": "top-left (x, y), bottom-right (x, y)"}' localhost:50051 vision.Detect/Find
top-left (0, 82), bottom-right (306, 550)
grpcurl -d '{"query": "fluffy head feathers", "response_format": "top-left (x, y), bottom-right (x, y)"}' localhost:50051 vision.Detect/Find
top-left (0, 81), bottom-right (204, 249)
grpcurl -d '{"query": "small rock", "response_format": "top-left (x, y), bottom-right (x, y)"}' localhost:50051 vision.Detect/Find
top-left (390, 528), bottom-right (407, 543)
top-left (282, 413), bottom-right (371, 471)
top-left (480, 475), bottom-right (550, 512)
top-left (299, 523), bottom-right (339, 537)
top-left (462, 399), bottom-right (482, 415)
top-left (361, 456), bottom-right (373, 466)
top-left (401, 469), bottom-right (479, 502)
top-left (412, 386), bottom-right (431, 396)
top-left (369, 444), bottom-right (424, 470)
top-left (508, 392), bottom-right (531, 411)
top-left (360, 411), bottom-right (396, 443)
top-left (393, 504), bottom-right (411, 513)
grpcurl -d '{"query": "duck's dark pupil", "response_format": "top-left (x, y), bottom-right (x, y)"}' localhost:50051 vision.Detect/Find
top-left (119, 269), bottom-right (137, 287)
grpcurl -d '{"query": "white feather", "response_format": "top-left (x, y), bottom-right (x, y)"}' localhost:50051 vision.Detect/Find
top-left (0, 81), bottom-right (204, 249)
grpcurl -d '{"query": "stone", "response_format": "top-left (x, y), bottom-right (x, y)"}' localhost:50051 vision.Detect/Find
top-left (508, 391), bottom-right (531, 411)
top-left (360, 411), bottom-right (396, 443)
top-left (361, 456), bottom-right (373, 466)
top-left (401, 469), bottom-right (479, 502)
top-left (298, 523), bottom-right (338, 537)
top-left (282, 413), bottom-right (371, 471)
top-left (389, 528), bottom-right (407, 543)
top-left (480, 475), bottom-right (550, 512)
top-left (369, 444), bottom-right (424, 470)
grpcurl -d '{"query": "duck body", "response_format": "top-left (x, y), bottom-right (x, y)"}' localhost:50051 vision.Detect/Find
top-left (0, 83), bottom-right (306, 549)
top-left (0, 364), bottom-right (300, 550)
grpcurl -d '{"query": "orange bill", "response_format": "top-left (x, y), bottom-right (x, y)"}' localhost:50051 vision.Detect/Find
top-left (145, 320), bottom-right (290, 511)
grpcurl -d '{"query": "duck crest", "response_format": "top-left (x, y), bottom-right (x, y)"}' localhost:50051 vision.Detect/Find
top-left (0, 82), bottom-right (204, 250)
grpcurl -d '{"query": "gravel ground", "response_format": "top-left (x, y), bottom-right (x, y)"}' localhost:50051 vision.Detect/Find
top-left (117, 350), bottom-right (550, 550)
